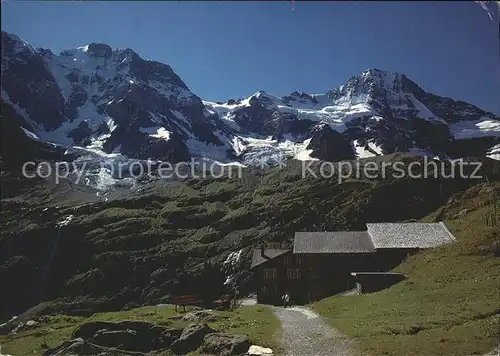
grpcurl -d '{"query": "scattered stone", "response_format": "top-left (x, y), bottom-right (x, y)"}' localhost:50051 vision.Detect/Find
top-left (170, 323), bottom-right (214, 355)
top-left (201, 332), bottom-right (251, 356)
top-left (248, 345), bottom-right (274, 355)
top-left (11, 319), bottom-right (39, 333)
top-left (38, 315), bottom-right (51, 324)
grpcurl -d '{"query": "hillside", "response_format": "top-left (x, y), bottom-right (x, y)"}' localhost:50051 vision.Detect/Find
top-left (313, 182), bottom-right (500, 355)
top-left (2, 154), bottom-right (500, 323)
top-left (1, 168), bottom-right (498, 356)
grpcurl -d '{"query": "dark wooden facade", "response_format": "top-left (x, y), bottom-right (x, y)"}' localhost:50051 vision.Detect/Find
top-left (253, 250), bottom-right (383, 304)
top-left (351, 272), bottom-right (406, 294)
top-left (253, 224), bottom-right (456, 304)
top-left (299, 253), bottom-right (378, 301)
top-left (254, 251), bottom-right (305, 305)
top-left (253, 249), bottom-right (417, 304)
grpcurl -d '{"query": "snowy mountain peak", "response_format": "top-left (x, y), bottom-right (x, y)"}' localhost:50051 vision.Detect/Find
top-left (1, 31), bottom-right (499, 190)
top-left (86, 43), bottom-right (113, 58)
top-left (248, 90), bottom-right (281, 107)
top-left (1, 32), bottom-right (39, 71)
top-left (58, 43), bottom-right (116, 58)
top-left (253, 90), bottom-right (273, 99)
top-left (2, 32), bottom-right (38, 55)
top-left (333, 68), bottom-right (412, 99)
top-left (361, 68), bottom-right (402, 88)
top-left (361, 67), bottom-right (399, 78)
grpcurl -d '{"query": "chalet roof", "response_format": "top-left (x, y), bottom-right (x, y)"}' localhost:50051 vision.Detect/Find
top-left (365, 222), bottom-right (456, 249)
top-left (293, 231), bottom-right (375, 254)
top-left (250, 249), bottom-right (290, 269)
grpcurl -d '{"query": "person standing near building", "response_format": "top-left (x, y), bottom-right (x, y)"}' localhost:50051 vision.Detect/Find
top-left (282, 292), bottom-right (291, 308)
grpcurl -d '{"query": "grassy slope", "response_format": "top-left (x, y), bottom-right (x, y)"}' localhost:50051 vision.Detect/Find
top-left (0, 304), bottom-right (280, 356)
top-left (313, 183), bottom-right (500, 356)
top-left (3, 155), bottom-right (493, 321)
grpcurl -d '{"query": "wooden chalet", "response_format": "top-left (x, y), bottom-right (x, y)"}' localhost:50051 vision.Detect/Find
top-left (251, 222), bottom-right (456, 304)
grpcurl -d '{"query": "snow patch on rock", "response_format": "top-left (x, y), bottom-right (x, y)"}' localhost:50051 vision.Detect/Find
top-left (487, 144), bottom-right (500, 161)
top-left (56, 215), bottom-right (73, 227)
top-left (139, 127), bottom-right (171, 140)
top-left (450, 117), bottom-right (500, 139)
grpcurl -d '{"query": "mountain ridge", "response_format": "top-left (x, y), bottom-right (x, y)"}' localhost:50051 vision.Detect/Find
top-left (2, 31), bottom-right (499, 189)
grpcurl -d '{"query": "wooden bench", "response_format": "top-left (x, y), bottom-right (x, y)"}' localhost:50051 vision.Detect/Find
top-left (172, 295), bottom-right (202, 312)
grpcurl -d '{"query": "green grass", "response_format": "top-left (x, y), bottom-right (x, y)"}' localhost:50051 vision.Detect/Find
top-left (0, 306), bottom-right (179, 355)
top-left (0, 305), bottom-right (280, 356)
top-left (312, 184), bottom-right (500, 356)
top-left (209, 305), bottom-right (281, 351)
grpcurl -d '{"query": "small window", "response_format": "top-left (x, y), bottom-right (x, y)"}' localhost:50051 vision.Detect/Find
top-left (261, 285), bottom-right (267, 293)
top-left (264, 268), bottom-right (277, 280)
top-left (296, 256), bottom-right (303, 265)
top-left (284, 255), bottom-right (291, 265)
top-left (287, 268), bottom-right (301, 280)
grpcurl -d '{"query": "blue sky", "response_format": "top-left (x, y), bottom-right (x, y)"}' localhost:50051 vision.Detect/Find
top-left (2, 1), bottom-right (499, 115)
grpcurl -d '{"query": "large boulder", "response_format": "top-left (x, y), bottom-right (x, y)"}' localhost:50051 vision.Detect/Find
top-left (71, 320), bottom-right (182, 352)
top-left (90, 329), bottom-right (138, 350)
top-left (201, 332), bottom-right (251, 356)
top-left (43, 338), bottom-right (102, 356)
top-left (72, 321), bottom-right (116, 339)
top-left (170, 323), bottom-right (214, 355)
top-left (181, 309), bottom-right (220, 323)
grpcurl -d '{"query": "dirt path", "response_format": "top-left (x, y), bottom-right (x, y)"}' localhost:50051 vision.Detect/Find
top-left (273, 306), bottom-right (357, 356)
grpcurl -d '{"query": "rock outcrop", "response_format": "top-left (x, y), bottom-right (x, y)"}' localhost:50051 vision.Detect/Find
top-left (170, 323), bottom-right (214, 354)
top-left (2, 31), bottom-right (498, 180)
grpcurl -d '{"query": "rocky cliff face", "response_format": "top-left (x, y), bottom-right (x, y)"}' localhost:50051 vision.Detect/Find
top-left (2, 32), bottom-right (228, 167)
top-left (2, 32), bottom-right (66, 130)
top-left (2, 31), bottom-right (499, 188)
top-left (206, 69), bottom-right (499, 163)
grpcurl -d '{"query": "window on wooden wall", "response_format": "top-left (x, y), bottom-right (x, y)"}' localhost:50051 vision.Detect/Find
top-left (287, 268), bottom-right (301, 280)
top-left (261, 285), bottom-right (267, 293)
top-left (264, 268), bottom-right (277, 280)
top-left (284, 255), bottom-right (291, 265)
top-left (295, 256), bottom-right (303, 265)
